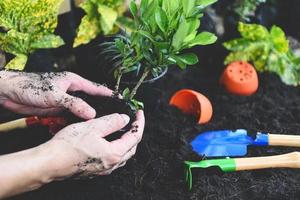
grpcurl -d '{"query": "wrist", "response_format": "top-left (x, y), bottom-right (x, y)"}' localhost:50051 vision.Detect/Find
top-left (0, 143), bottom-right (61, 197)
top-left (0, 70), bottom-right (10, 96)
top-left (40, 140), bottom-right (82, 181)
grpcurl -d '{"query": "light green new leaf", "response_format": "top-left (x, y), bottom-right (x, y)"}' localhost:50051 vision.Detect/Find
top-left (270, 26), bottom-right (289, 53)
top-left (238, 22), bottom-right (269, 40)
top-left (115, 16), bottom-right (135, 33)
top-left (224, 51), bottom-right (251, 65)
top-left (176, 53), bottom-right (199, 65)
top-left (182, 0), bottom-right (196, 17)
top-left (98, 5), bottom-right (118, 35)
top-left (140, 0), bottom-right (149, 16)
top-left (5, 54), bottom-right (28, 70)
top-left (129, 1), bottom-right (138, 18)
top-left (31, 34), bottom-right (64, 49)
top-left (162, 0), bottom-right (179, 16)
top-left (172, 19), bottom-right (191, 51)
top-left (196, 0), bottom-right (218, 7)
top-left (141, 0), bottom-right (158, 21)
top-left (168, 55), bottom-right (187, 69)
top-left (155, 8), bottom-right (169, 33)
top-left (73, 16), bottom-right (100, 47)
top-left (223, 38), bottom-right (251, 51)
top-left (188, 31), bottom-right (217, 47)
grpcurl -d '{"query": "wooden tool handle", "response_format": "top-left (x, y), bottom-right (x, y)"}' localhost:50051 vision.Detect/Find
top-left (235, 152), bottom-right (300, 171)
top-left (0, 118), bottom-right (28, 133)
top-left (268, 134), bottom-right (300, 147)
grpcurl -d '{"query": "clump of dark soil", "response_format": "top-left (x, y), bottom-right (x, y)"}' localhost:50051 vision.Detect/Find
top-left (70, 92), bottom-right (135, 121)
top-left (62, 92), bottom-right (136, 140)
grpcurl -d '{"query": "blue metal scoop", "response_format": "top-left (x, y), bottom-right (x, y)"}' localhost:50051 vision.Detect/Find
top-left (191, 129), bottom-right (269, 157)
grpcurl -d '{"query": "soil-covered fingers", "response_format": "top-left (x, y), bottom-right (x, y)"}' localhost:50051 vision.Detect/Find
top-left (57, 93), bottom-right (96, 119)
top-left (86, 114), bottom-right (130, 137)
top-left (109, 110), bottom-right (145, 155)
top-left (67, 73), bottom-right (113, 97)
top-left (2, 100), bottom-right (63, 116)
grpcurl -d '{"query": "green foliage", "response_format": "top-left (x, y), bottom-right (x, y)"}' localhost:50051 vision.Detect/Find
top-left (0, 0), bottom-right (65, 70)
top-left (224, 22), bottom-right (300, 86)
top-left (102, 0), bottom-right (218, 108)
top-left (233, 0), bottom-right (266, 22)
top-left (122, 87), bottom-right (144, 110)
top-left (73, 0), bottom-right (127, 47)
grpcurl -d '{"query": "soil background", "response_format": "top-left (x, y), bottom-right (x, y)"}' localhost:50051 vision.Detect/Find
top-left (0, 1), bottom-right (300, 200)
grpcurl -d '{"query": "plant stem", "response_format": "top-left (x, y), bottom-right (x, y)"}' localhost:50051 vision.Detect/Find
top-left (114, 69), bottom-right (123, 94)
top-left (128, 67), bottom-right (151, 100)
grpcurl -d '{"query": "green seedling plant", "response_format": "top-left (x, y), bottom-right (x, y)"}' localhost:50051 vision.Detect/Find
top-left (102, 0), bottom-right (218, 110)
top-left (232, 0), bottom-right (266, 22)
top-left (74, 0), bottom-right (131, 47)
top-left (224, 22), bottom-right (300, 86)
top-left (0, 0), bottom-right (65, 70)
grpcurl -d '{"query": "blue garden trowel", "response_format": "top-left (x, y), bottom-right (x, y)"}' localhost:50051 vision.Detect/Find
top-left (191, 129), bottom-right (300, 157)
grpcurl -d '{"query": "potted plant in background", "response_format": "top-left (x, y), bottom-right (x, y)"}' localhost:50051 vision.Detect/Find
top-left (0, 0), bottom-right (65, 70)
top-left (73, 0), bottom-right (129, 48)
top-left (223, 22), bottom-right (300, 86)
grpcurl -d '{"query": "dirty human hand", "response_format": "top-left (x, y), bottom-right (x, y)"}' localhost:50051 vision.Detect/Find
top-left (0, 112), bottom-right (145, 199)
top-left (0, 71), bottom-right (113, 119)
top-left (47, 111), bottom-right (145, 179)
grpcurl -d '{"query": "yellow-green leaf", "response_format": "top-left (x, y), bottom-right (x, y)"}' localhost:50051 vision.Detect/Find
top-left (5, 54), bottom-right (28, 70)
top-left (31, 34), bottom-right (64, 49)
top-left (73, 16), bottom-right (100, 47)
top-left (98, 4), bottom-right (118, 35)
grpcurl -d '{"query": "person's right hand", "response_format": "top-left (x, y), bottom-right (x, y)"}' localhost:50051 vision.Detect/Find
top-left (44, 111), bottom-right (145, 180)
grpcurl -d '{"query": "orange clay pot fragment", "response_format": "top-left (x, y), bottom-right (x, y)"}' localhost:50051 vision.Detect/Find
top-left (220, 61), bottom-right (259, 96)
top-left (169, 89), bottom-right (213, 124)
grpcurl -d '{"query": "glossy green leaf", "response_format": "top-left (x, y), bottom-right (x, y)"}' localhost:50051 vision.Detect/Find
top-left (176, 53), bottom-right (199, 65)
top-left (182, 0), bottom-right (196, 17)
top-left (162, 0), bottom-right (180, 16)
top-left (188, 32), bottom-right (217, 47)
top-left (140, 0), bottom-right (149, 16)
top-left (129, 1), bottom-right (138, 18)
top-left (172, 18), bottom-right (190, 51)
top-left (155, 8), bottom-right (169, 33)
top-left (196, 0), bottom-right (218, 7)
top-left (270, 26), bottom-right (289, 53)
top-left (141, 0), bottom-right (158, 21)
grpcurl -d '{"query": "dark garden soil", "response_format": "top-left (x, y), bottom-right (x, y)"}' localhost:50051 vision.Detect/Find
top-left (1, 41), bottom-right (300, 200)
top-left (1, 1), bottom-right (300, 199)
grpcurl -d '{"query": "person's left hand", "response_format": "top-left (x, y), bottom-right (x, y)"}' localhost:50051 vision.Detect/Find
top-left (0, 71), bottom-right (113, 119)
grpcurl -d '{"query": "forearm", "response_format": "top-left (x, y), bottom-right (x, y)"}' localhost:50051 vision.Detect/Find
top-left (0, 143), bottom-right (56, 199)
top-left (0, 70), bottom-right (10, 99)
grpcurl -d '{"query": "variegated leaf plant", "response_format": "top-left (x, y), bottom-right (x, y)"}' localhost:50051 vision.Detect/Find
top-left (73, 0), bottom-right (128, 47)
top-left (224, 22), bottom-right (300, 86)
top-left (0, 0), bottom-right (65, 70)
